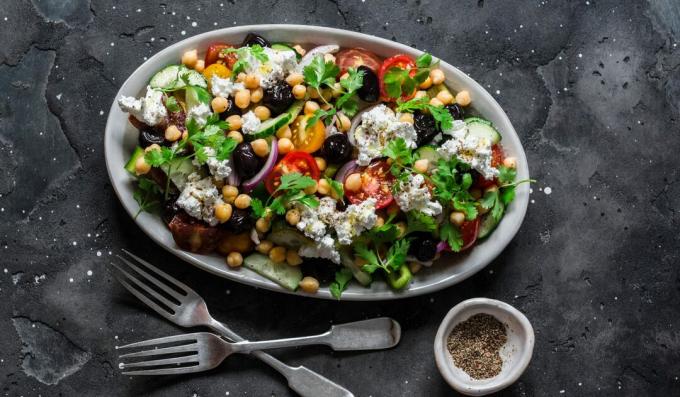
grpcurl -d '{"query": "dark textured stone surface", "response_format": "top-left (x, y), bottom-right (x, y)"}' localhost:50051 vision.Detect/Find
top-left (1, 0), bottom-right (678, 395)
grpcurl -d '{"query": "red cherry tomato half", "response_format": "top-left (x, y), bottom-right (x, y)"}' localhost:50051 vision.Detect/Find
top-left (335, 48), bottom-right (383, 74)
top-left (474, 144), bottom-right (505, 189)
top-left (205, 43), bottom-right (237, 68)
top-left (378, 54), bottom-right (417, 102)
top-left (459, 218), bottom-right (481, 251)
top-left (344, 160), bottom-right (395, 209)
top-left (265, 151), bottom-right (320, 194)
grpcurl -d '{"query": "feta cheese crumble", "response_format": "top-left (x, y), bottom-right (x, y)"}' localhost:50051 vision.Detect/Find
top-left (353, 105), bottom-right (418, 166)
top-left (333, 198), bottom-right (378, 245)
top-left (193, 147), bottom-right (232, 180)
top-left (395, 174), bottom-right (443, 216)
top-left (187, 102), bottom-right (212, 127)
top-left (299, 235), bottom-right (341, 264)
top-left (243, 47), bottom-right (298, 89)
top-left (211, 76), bottom-right (245, 98)
top-left (241, 111), bottom-right (262, 135)
top-left (176, 173), bottom-right (224, 226)
top-left (118, 85), bottom-right (167, 126)
top-left (439, 121), bottom-right (498, 179)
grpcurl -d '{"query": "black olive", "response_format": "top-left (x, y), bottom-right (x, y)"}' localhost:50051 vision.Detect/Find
top-left (232, 142), bottom-right (262, 180)
top-left (138, 128), bottom-right (165, 148)
top-left (413, 111), bottom-right (439, 147)
top-left (223, 208), bottom-right (255, 234)
top-left (161, 195), bottom-right (180, 225)
top-left (408, 232), bottom-right (438, 262)
top-left (357, 65), bottom-right (379, 103)
top-left (322, 134), bottom-right (352, 164)
top-left (300, 259), bottom-right (338, 284)
top-left (241, 33), bottom-right (270, 48)
top-left (262, 82), bottom-right (294, 115)
top-left (445, 103), bottom-right (464, 120)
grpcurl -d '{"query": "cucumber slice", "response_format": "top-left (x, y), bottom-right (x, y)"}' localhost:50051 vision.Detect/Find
top-left (160, 156), bottom-right (196, 190)
top-left (272, 43), bottom-right (301, 60)
top-left (465, 117), bottom-right (501, 144)
top-left (268, 227), bottom-right (312, 249)
top-left (340, 248), bottom-right (372, 286)
top-left (149, 65), bottom-right (207, 90)
top-left (246, 100), bottom-right (303, 140)
top-left (125, 146), bottom-right (145, 175)
top-left (185, 85), bottom-right (211, 110)
top-left (387, 264), bottom-right (412, 290)
top-left (426, 83), bottom-right (452, 99)
top-left (478, 200), bottom-right (505, 239)
top-left (415, 145), bottom-right (441, 164)
top-left (243, 253), bottom-right (303, 291)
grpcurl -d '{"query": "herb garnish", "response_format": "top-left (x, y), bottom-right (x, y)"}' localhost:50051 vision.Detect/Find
top-left (383, 53), bottom-right (436, 99)
top-left (396, 96), bottom-right (454, 131)
top-left (132, 178), bottom-right (163, 218)
top-left (440, 220), bottom-right (464, 252)
top-left (251, 172), bottom-right (320, 218)
top-left (223, 45), bottom-right (269, 75)
top-left (354, 239), bottom-right (410, 275)
top-left (329, 268), bottom-right (353, 299)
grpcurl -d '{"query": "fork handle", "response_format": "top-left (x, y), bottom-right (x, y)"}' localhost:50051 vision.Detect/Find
top-left (208, 320), bottom-right (353, 397)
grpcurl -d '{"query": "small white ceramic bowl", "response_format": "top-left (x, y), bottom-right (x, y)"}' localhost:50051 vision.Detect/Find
top-left (434, 298), bottom-right (534, 396)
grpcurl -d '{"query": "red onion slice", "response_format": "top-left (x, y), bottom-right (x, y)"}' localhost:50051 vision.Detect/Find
top-left (242, 137), bottom-right (278, 192)
top-left (436, 240), bottom-right (451, 254)
top-left (335, 160), bottom-right (358, 184)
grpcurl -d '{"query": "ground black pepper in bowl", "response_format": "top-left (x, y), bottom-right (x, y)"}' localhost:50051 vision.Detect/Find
top-left (446, 313), bottom-right (508, 379)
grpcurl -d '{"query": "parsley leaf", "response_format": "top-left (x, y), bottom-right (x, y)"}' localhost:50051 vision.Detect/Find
top-left (251, 198), bottom-right (266, 218)
top-left (480, 188), bottom-right (505, 222)
top-left (396, 96), bottom-right (454, 130)
top-left (406, 211), bottom-right (437, 234)
top-left (133, 178), bottom-right (163, 218)
top-left (165, 96), bottom-right (181, 112)
top-left (382, 138), bottom-right (414, 179)
top-left (325, 177), bottom-right (344, 200)
top-left (440, 221), bottom-right (463, 252)
top-left (224, 45), bottom-right (269, 75)
top-left (254, 173), bottom-right (320, 218)
top-left (498, 165), bottom-right (517, 184)
top-left (453, 191), bottom-right (478, 220)
top-left (329, 268), bottom-right (353, 299)
top-left (144, 147), bottom-right (174, 167)
top-left (386, 239), bottom-right (410, 271)
top-left (303, 55), bottom-right (340, 90)
top-left (276, 173), bottom-right (317, 192)
top-left (356, 239), bottom-right (410, 274)
top-left (355, 243), bottom-right (381, 274)
top-left (308, 107), bottom-right (336, 130)
top-left (364, 215), bottom-right (400, 243)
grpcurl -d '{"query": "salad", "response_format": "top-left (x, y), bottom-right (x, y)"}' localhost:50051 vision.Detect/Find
top-left (119, 32), bottom-right (528, 298)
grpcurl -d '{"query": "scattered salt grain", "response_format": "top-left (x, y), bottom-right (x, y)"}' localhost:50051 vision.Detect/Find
top-left (87, 270), bottom-right (93, 276)
top-left (544, 187), bottom-right (552, 195)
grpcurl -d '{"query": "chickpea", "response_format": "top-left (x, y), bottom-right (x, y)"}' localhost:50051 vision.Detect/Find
top-left (269, 246), bottom-right (287, 263)
top-left (304, 100), bottom-right (320, 115)
top-left (286, 250), bottom-right (303, 266)
top-left (255, 217), bottom-right (270, 233)
top-left (321, 103), bottom-right (333, 111)
top-left (251, 139), bottom-right (270, 158)
top-left (430, 68), bottom-right (445, 85)
top-left (304, 183), bottom-right (317, 195)
top-left (419, 76), bottom-right (433, 89)
top-left (317, 178), bottom-right (330, 195)
top-left (292, 44), bottom-right (306, 57)
top-left (253, 105), bottom-right (271, 121)
top-left (386, 201), bottom-right (400, 216)
top-left (308, 87), bottom-right (320, 99)
top-left (449, 211), bottom-right (465, 226)
top-left (181, 49), bottom-right (198, 68)
top-left (414, 158), bottom-right (429, 174)
top-left (320, 88), bottom-right (333, 103)
top-left (250, 87), bottom-right (264, 103)
top-left (355, 257), bottom-right (368, 267)
top-left (234, 194), bottom-right (251, 209)
top-left (234, 89), bottom-right (251, 109)
top-left (485, 185), bottom-right (499, 194)
top-left (335, 113), bottom-right (352, 132)
top-left (222, 185), bottom-right (239, 203)
top-left (276, 125), bottom-right (292, 139)
top-left (503, 156), bottom-right (517, 169)
top-left (437, 90), bottom-right (454, 105)
top-left (194, 59), bottom-right (205, 73)
top-left (292, 84), bottom-right (307, 100)
top-left (414, 90), bottom-right (428, 99)
top-left (144, 143), bottom-right (161, 153)
top-left (214, 203), bottom-right (233, 223)
top-left (429, 97), bottom-right (444, 107)
top-left (324, 53), bottom-right (336, 63)
top-left (278, 137), bottom-right (294, 154)
top-left (285, 209), bottom-right (300, 226)
top-left (331, 82), bottom-right (343, 98)
top-left (409, 262), bottom-right (422, 274)
top-left (211, 96), bottom-right (229, 114)
top-left (477, 203), bottom-right (489, 215)
top-left (399, 113), bottom-right (414, 124)
top-left (285, 73), bottom-right (304, 86)
top-left (314, 157), bottom-right (327, 172)
top-left (339, 72), bottom-right (349, 80)
top-left (299, 276), bottom-right (319, 293)
top-left (344, 173), bottom-right (362, 192)
top-left (256, 240), bottom-right (273, 255)
top-left (181, 130), bottom-right (189, 140)
top-left (134, 156), bottom-right (151, 175)
top-left (455, 90), bottom-right (471, 106)
top-left (236, 72), bottom-right (247, 83)
top-left (395, 221), bottom-right (407, 238)
top-left (226, 252), bottom-right (243, 268)
top-left (244, 74), bottom-right (260, 89)
top-left (227, 130), bottom-right (244, 144)
top-left (226, 115), bottom-right (242, 131)
top-left (374, 215), bottom-right (385, 228)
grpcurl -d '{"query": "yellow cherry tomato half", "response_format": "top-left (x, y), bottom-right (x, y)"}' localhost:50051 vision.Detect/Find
top-left (291, 114), bottom-right (326, 153)
top-left (202, 63), bottom-right (231, 89)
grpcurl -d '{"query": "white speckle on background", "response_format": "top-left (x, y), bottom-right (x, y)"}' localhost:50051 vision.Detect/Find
top-left (87, 270), bottom-right (93, 276)
top-left (99, 110), bottom-right (104, 115)
top-left (544, 187), bottom-right (552, 195)
top-left (56, 93), bottom-right (62, 100)
top-left (191, 21), bottom-right (197, 27)
top-left (72, 241), bottom-right (77, 246)
top-left (96, 251), bottom-right (102, 257)
top-left (181, 30), bottom-right (186, 35)
top-left (69, 278), bottom-right (74, 283)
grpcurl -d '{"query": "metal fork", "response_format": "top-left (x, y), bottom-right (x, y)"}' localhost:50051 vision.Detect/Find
top-left (118, 314), bottom-right (401, 375)
top-left (110, 250), bottom-right (363, 396)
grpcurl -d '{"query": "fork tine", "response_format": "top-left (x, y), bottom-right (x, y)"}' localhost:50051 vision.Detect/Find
top-left (121, 249), bottom-right (193, 293)
top-left (119, 343), bottom-right (198, 359)
top-left (111, 270), bottom-right (176, 322)
top-left (116, 254), bottom-right (185, 302)
top-left (122, 365), bottom-right (204, 376)
top-left (110, 262), bottom-right (178, 311)
top-left (120, 354), bottom-right (200, 370)
top-left (117, 333), bottom-right (200, 350)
